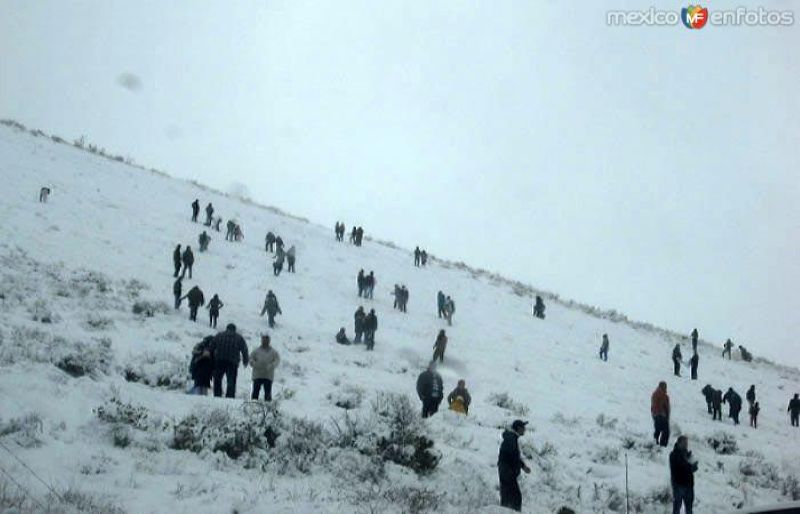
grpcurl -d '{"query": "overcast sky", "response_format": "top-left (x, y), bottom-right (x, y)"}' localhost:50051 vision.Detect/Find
top-left (2, 1), bottom-right (798, 366)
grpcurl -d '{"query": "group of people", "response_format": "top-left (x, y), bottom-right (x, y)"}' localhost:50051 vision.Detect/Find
top-left (352, 306), bottom-right (378, 349)
top-left (225, 219), bottom-right (244, 242)
top-left (188, 325), bottom-right (280, 401)
top-left (391, 284), bottom-right (409, 312)
top-left (436, 291), bottom-right (456, 325)
top-left (413, 246), bottom-right (429, 267)
top-left (357, 269), bottom-right (376, 299)
top-left (272, 243), bottom-right (296, 275)
top-left (348, 225), bottom-right (365, 246)
top-left (192, 199), bottom-right (224, 233)
top-left (415, 362), bottom-right (472, 418)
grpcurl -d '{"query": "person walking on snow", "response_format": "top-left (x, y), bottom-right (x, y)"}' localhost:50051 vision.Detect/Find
top-left (188, 336), bottom-right (214, 395)
top-left (353, 306), bottom-right (366, 343)
top-left (749, 401), bottom-right (760, 429)
top-left (498, 419), bottom-right (531, 512)
top-left (226, 220), bottom-right (236, 242)
top-left (788, 394), bottom-right (800, 427)
top-left (265, 231), bottom-right (276, 252)
top-left (672, 344), bottom-right (683, 377)
top-left (209, 323), bottom-right (248, 398)
top-left (181, 246), bottom-right (194, 279)
top-left (669, 435), bottom-right (698, 514)
top-left (198, 231), bottom-right (211, 252)
top-left (250, 334), bottom-right (280, 401)
top-left (414, 246), bottom-right (421, 266)
top-left (173, 277), bottom-right (183, 310)
top-left (432, 329), bottom-right (448, 363)
top-left (416, 362), bottom-right (443, 418)
top-left (701, 384), bottom-right (714, 415)
top-left (207, 294), bottom-right (223, 328)
top-left (651, 381), bottom-right (671, 447)
top-left (599, 334), bottom-right (610, 361)
top-left (533, 296), bottom-right (545, 319)
top-left (173, 244), bottom-right (182, 277)
top-left (204, 202), bottom-right (214, 226)
top-left (260, 290), bottom-right (282, 328)
top-left (443, 296), bottom-right (455, 325)
top-left (722, 339), bottom-right (734, 359)
top-left (437, 291), bottom-right (446, 318)
top-left (746, 385), bottom-right (756, 408)
top-left (181, 285), bottom-right (204, 322)
top-left (191, 199), bottom-right (199, 222)
top-left (357, 270), bottom-right (365, 298)
top-left (286, 245), bottom-right (296, 273)
top-left (364, 309), bottom-right (378, 350)
top-left (689, 351), bottom-right (699, 380)
top-left (690, 328), bottom-right (699, 353)
top-left (723, 387), bottom-right (742, 425)
top-left (712, 388), bottom-right (723, 421)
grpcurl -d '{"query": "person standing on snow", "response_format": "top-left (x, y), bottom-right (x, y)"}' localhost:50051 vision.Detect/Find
top-left (690, 328), bottom-right (699, 353)
top-left (788, 394), bottom-right (800, 427)
top-left (416, 362), bottom-right (443, 418)
top-left (207, 294), bottom-right (223, 328)
top-left (599, 334), bottom-right (610, 361)
top-left (209, 323), bottom-right (248, 398)
top-left (181, 285), bottom-right (204, 322)
top-left (497, 419), bottom-right (531, 512)
top-left (672, 344), bottom-right (683, 377)
top-left (364, 309), bottom-right (378, 350)
top-left (249, 334), bottom-right (280, 401)
top-left (723, 387), bottom-right (742, 425)
top-left (181, 246), bottom-right (194, 279)
top-left (286, 245), bottom-right (296, 273)
top-left (173, 277), bottom-right (183, 310)
top-left (191, 199), bottom-right (200, 222)
top-left (689, 351), bottom-right (699, 380)
top-left (437, 291), bottom-right (446, 318)
top-left (651, 381), bottom-right (671, 447)
top-left (260, 290), bottom-right (282, 328)
top-left (204, 202), bottom-right (214, 226)
top-left (669, 435), bottom-right (698, 514)
top-left (432, 329), bottom-right (448, 363)
top-left (173, 244), bottom-right (182, 277)
top-left (353, 306), bottom-right (366, 343)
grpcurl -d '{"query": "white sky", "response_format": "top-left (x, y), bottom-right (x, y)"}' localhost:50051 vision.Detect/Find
top-left (2, 1), bottom-right (798, 366)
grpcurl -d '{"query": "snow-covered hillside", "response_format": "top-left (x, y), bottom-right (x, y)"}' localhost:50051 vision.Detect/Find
top-left (0, 122), bottom-right (798, 514)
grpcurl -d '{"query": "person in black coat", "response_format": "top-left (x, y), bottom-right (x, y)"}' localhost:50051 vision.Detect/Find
top-left (689, 352), bottom-right (699, 380)
top-left (191, 199), bottom-right (200, 222)
top-left (181, 246), bottom-right (194, 279)
top-left (189, 336), bottom-right (214, 395)
top-left (669, 436), bottom-right (698, 514)
top-left (723, 388), bottom-right (742, 424)
top-left (414, 246), bottom-right (421, 267)
top-left (599, 334), bottom-right (610, 361)
top-left (672, 344), bottom-right (683, 377)
top-left (364, 309), bottom-right (378, 350)
top-left (181, 285), bottom-right (204, 322)
top-left (353, 306), bottom-right (365, 343)
top-left (437, 291), bottom-right (446, 318)
top-left (173, 244), bottom-right (182, 277)
top-left (701, 384), bottom-right (714, 414)
top-left (788, 394), bottom-right (800, 427)
top-left (416, 362), bottom-right (443, 418)
top-left (207, 294), bottom-right (223, 328)
top-left (533, 296), bottom-right (545, 319)
top-left (712, 389), bottom-right (723, 421)
top-left (209, 323), bottom-right (249, 398)
top-left (498, 419), bottom-right (531, 512)
top-left (746, 385), bottom-right (756, 408)
top-left (690, 328), bottom-right (699, 353)
top-left (173, 277), bottom-right (182, 310)
top-left (335, 327), bottom-right (350, 345)
top-left (204, 202), bottom-right (214, 226)
top-left (357, 269), bottom-right (365, 298)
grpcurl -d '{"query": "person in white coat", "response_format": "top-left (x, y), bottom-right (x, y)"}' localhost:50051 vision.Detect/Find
top-left (250, 334), bottom-right (280, 401)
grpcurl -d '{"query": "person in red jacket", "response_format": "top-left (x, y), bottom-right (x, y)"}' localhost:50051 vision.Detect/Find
top-left (651, 381), bottom-right (671, 447)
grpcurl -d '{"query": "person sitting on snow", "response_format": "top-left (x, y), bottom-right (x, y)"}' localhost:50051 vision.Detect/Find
top-left (447, 379), bottom-right (472, 415)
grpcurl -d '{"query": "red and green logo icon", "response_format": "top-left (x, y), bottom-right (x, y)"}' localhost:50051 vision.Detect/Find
top-left (682, 5), bottom-right (709, 28)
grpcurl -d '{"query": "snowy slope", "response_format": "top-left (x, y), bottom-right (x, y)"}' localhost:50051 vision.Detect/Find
top-left (0, 122), bottom-right (798, 514)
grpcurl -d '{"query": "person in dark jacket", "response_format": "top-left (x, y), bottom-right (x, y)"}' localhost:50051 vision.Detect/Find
top-left (749, 402), bottom-right (760, 429)
top-left (260, 290), bottom-right (282, 328)
top-left (738, 345), bottom-right (753, 362)
top-left (746, 385), bottom-right (756, 408)
top-left (213, 216), bottom-right (222, 232)
top-left (788, 394), bottom-right (800, 427)
top-left (189, 336), bottom-right (214, 395)
top-left (533, 296), bottom-right (545, 319)
top-left (275, 236), bottom-right (284, 252)
top-left (690, 328), bottom-right (699, 353)
top-left (191, 199), bottom-right (199, 222)
top-left (672, 344), bottom-right (682, 377)
top-left (286, 246), bottom-right (296, 273)
top-left (355, 227), bottom-right (364, 246)
top-left (392, 284), bottom-right (401, 310)
top-left (349, 226), bottom-right (357, 244)
top-left (723, 387), bottom-right (742, 425)
top-left (181, 285), bottom-right (204, 321)
top-left (447, 379), bottom-right (472, 414)
top-left (364, 309), bottom-right (378, 350)
top-left (207, 294), bottom-right (223, 328)
top-left (225, 220), bottom-right (236, 242)
top-left (273, 249), bottom-right (285, 276)
top-left (651, 381), bottom-right (671, 447)
top-left (689, 352), bottom-right (699, 380)
top-left (722, 339), bottom-right (734, 359)
top-left (599, 334), bottom-right (610, 361)
top-left (669, 435), bottom-right (698, 514)
top-left (353, 306), bottom-right (365, 343)
top-left (443, 296), bottom-right (455, 326)
top-left (198, 231), bottom-right (211, 252)
top-left (432, 329), bottom-right (448, 363)
top-left (416, 362), bottom-right (443, 418)
top-left (712, 389), bottom-right (723, 421)
top-left (204, 202), bottom-right (214, 226)
top-left (414, 246), bottom-right (421, 267)
top-left (365, 271), bottom-right (375, 299)
top-left (437, 291), bottom-right (446, 318)
top-left (420, 250), bottom-right (427, 266)
top-left (172, 277), bottom-right (183, 310)
top-left (498, 419), bottom-right (531, 512)
top-left (399, 285), bottom-right (409, 313)
top-left (335, 327), bottom-right (350, 345)
top-left (173, 244), bottom-right (182, 277)
top-left (701, 384), bottom-right (714, 414)
top-left (180, 246), bottom-right (194, 279)
top-left (357, 269), bottom-right (365, 298)
top-left (209, 323), bottom-right (248, 398)
top-left (265, 231), bottom-right (276, 252)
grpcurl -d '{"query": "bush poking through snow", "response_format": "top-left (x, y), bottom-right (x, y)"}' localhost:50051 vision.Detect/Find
top-left (328, 384), bottom-right (365, 410)
top-left (382, 485), bottom-right (444, 514)
top-left (55, 338), bottom-right (113, 378)
top-left (706, 431), bottom-right (738, 455)
top-left (372, 392), bottom-right (440, 475)
top-left (131, 300), bottom-right (171, 317)
top-left (596, 413), bottom-right (618, 430)
top-left (123, 351), bottom-right (188, 390)
top-left (0, 413), bottom-right (43, 448)
top-left (593, 445), bottom-right (620, 465)
top-left (783, 474), bottom-right (800, 501)
top-left (488, 392), bottom-right (529, 417)
top-left (95, 397), bottom-right (154, 431)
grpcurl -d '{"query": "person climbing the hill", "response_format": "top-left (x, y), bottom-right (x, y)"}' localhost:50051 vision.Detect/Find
top-left (432, 329), bottom-right (448, 363)
top-left (273, 248), bottom-right (285, 276)
top-left (669, 435), bottom-right (698, 514)
top-left (414, 246), bottom-right (421, 267)
top-left (701, 385), bottom-right (714, 415)
top-left (689, 351), bottom-right (699, 380)
top-left (173, 244), bottom-right (182, 278)
top-left (421, 250), bottom-right (428, 266)
top-left (275, 236), bottom-right (284, 252)
top-left (416, 362), bottom-right (443, 418)
top-left (651, 381), bottom-right (671, 447)
top-left (349, 226), bottom-right (357, 244)
top-left (334, 222), bottom-right (341, 241)
top-left (335, 327), bottom-right (350, 345)
top-left (286, 245), bottom-right (296, 273)
top-left (738, 345), bottom-right (752, 362)
top-left (204, 202), bottom-right (214, 226)
top-left (498, 419), bottom-right (531, 512)
top-left (209, 323), bottom-right (248, 398)
top-left (712, 389), bottom-right (723, 421)
top-left (39, 186), bottom-right (51, 203)
top-left (599, 334), bottom-right (610, 361)
top-left (399, 285), bottom-right (409, 313)
top-left (233, 224), bottom-right (244, 242)
top-left (226, 220), bottom-right (236, 242)
top-left (447, 379), bottom-right (472, 415)
top-left (213, 216), bottom-right (222, 232)
top-left (353, 306), bottom-right (366, 343)
top-left (198, 231), bottom-right (211, 252)
top-left (173, 277), bottom-right (183, 310)
top-left (364, 309), bottom-right (378, 350)
top-left (672, 344), bottom-right (683, 377)
top-left (749, 401), bottom-right (760, 429)
top-left (357, 270), bottom-right (365, 298)
top-left (691, 328), bottom-right (699, 353)
top-left (260, 290), bottom-right (282, 328)
top-left (250, 334), bottom-right (280, 402)
top-left (180, 245), bottom-right (194, 279)
top-left (392, 284), bottom-right (401, 310)
top-left (723, 387), bottom-right (742, 425)
top-left (207, 294), bottom-right (223, 328)
top-left (181, 285), bottom-right (204, 322)
top-left (746, 385), bottom-right (756, 408)
top-left (788, 394), bottom-right (800, 427)
top-left (365, 271), bottom-right (375, 299)
top-left (437, 291), bottom-right (445, 318)
top-left (443, 296), bottom-right (455, 326)
top-left (188, 336), bottom-right (214, 395)
top-left (265, 231), bottom-right (276, 252)
top-left (356, 227), bottom-right (364, 246)
top-left (533, 296), bottom-right (545, 319)
top-left (191, 199), bottom-right (199, 222)
top-left (722, 339), bottom-right (734, 359)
